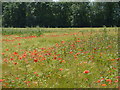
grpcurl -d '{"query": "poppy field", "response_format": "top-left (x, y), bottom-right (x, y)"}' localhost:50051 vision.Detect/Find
top-left (1, 27), bottom-right (119, 88)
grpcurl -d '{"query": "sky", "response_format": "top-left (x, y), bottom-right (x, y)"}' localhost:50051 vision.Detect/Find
top-left (53, 0), bottom-right (59, 2)
top-left (52, 0), bottom-right (95, 2)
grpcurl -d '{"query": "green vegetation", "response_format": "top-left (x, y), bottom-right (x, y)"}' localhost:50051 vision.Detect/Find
top-left (2, 2), bottom-right (120, 27)
top-left (2, 27), bottom-right (118, 88)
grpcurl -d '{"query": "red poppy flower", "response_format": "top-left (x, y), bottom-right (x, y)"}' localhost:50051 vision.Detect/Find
top-left (61, 41), bottom-right (65, 44)
top-left (54, 57), bottom-right (57, 59)
top-left (56, 43), bottom-right (59, 47)
top-left (69, 51), bottom-right (73, 54)
top-left (101, 84), bottom-right (107, 86)
top-left (34, 72), bottom-right (37, 74)
top-left (106, 79), bottom-right (112, 82)
top-left (18, 43), bottom-right (21, 45)
top-left (116, 58), bottom-right (120, 61)
top-left (36, 74), bottom-right (39, 77)
top-left (2, 53), bottom-right (5, 55)
top-left (59, 68), bottom-right (63, 71)
top-left (13, 52), bottom-right (18, 55)
top-left (19, 57), bottom-right (22, 59)
top-left (83, 70), bottom-right (90, 74)
top-left (13, 62), bottom-right (18, 65)
top-left (114, 80), bottom-right (118, 83)
top-left (60, 60), bottom-right (65, 63)
top-left (97, 80), bottom-right (101, 83)
top-left (6, 49), bottom-right (9, 51)
top-left (76, 52), bottom-right (80, 55)
top-left (116, 76), bottom-right (120, 78)
top-left (77, 40), bottom-right (80, 42)
top-left (0, 79), bottom-right (5, 82)
top-left (34, 59), bottom-right (38, 62)
top-left (58, 58), bottom-right (62, 60)
top-left (16, 77), bottom-right (19, 79)
top-left (10, 58), bottom-right (14, 60)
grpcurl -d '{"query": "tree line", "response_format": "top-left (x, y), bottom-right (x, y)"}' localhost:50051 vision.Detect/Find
top-left (2, 2), bottom-right (120, 27)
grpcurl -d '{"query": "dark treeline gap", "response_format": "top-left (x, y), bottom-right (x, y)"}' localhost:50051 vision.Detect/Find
top-left (2, 2), bottom-right (120, 28)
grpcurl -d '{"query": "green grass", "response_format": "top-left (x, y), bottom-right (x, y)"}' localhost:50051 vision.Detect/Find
top-left (2, 27), bottom-right (118, 88)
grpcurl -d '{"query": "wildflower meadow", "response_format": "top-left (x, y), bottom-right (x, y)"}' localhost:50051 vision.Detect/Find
top-left (1, 27), bottom-right (119, 88)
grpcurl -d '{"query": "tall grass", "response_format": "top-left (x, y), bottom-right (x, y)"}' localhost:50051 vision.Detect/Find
top-left (2, 27), bottom-right (118, 88)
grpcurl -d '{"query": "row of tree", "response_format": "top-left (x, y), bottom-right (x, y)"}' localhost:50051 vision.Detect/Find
top-left (2, 2), bottom-right (120, 27)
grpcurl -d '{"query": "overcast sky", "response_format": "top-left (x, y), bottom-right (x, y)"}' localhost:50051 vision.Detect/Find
top-left (53, 0), bottom-right (59, 1)
top-left (52, 0), bottom-right (95, 2)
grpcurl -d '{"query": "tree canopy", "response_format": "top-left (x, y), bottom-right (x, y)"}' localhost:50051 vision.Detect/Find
top-left (2, 2), bottom-right (120, 27)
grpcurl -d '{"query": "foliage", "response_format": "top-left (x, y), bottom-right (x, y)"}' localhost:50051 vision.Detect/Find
top-left (2, 2), bottom-right (120, 27)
